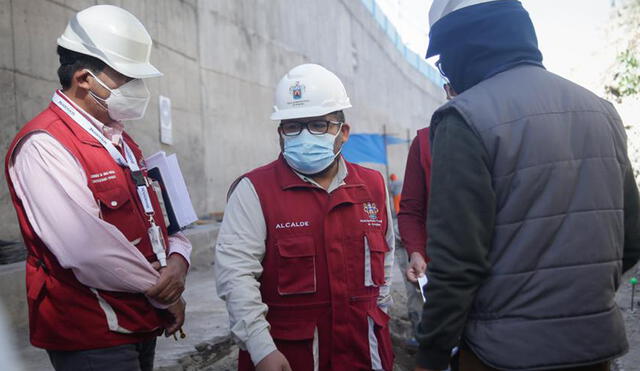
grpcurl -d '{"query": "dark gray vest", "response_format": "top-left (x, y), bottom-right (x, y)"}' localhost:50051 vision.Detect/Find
top-left (431, 66), bottom-right (629, 370)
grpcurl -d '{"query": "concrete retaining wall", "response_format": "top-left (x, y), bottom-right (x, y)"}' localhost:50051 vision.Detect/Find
top-left (0, 0), bottom-right (444, 242)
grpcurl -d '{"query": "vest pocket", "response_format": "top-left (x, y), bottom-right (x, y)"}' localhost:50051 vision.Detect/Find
top-left (276, 236), bottom-right (317, 295)
top-left (365, 231), bottom-right (389, 287)
top-left (270, 319), bottom-right (318, 371)
top-left (95, 187), bottom-right (132, 211)
top-left (367, 306), bottom-right (394, 371)
top-left (95, 188), bottom-right (141, 242)
top-left (25, 257), bottom-right (47, 302)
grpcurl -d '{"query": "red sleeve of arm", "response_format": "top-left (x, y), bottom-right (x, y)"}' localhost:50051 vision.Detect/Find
top-left (398, 136), bottom-right (429, 261)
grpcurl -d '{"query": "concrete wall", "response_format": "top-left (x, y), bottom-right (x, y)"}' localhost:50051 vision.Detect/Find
top-left (0, 0), bottom-right (444, 242)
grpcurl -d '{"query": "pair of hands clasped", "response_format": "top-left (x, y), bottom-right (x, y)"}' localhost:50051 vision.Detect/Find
top-left (147, 254), bottom-right (188, 337)
top-left (254, 252), bottom-right (430, 371)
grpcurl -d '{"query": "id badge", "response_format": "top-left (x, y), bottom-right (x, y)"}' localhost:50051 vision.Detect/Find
top-left (148, 222), bottom-right (167, 267)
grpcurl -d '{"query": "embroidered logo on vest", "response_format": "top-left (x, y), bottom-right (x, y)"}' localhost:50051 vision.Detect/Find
top-left (275, 221), bottom-right (310, 229)
top-left (363, 202), bottom-right (379, 220)
top-left (90, 170), bottom-right (117, 184)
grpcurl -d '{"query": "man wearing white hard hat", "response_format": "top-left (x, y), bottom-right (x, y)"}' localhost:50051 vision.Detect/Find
top-left (215, 64), bottom-right (395, 371)
top-left (4, 5), bottom-right (191, 370)
top-left (415, 1), bottom-right (640, 371)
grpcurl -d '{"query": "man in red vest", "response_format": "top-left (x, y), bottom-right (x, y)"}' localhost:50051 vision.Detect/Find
top-left (396, 127), bottom-right (432, 349)
top-left (4, 5), bottom-right (191, 371)
top-left (215, 64), bottom-right (396, 371)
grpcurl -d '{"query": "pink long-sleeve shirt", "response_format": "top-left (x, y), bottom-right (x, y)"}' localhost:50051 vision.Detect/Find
top-left (8, 93), bottom-right (191, 305)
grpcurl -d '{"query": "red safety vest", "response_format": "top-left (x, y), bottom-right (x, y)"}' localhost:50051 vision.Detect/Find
top-left (4, 98), bottom-right (170, 350)
top-left (237, 156), bottom-right (394, 371)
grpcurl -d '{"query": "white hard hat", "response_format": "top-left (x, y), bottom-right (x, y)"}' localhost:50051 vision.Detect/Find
top-left (270, 64), bottom-right (352, 121)
top-left (57, 5), bottom-right (161, 79)
top-left (429, 0), bottom-right (504, 27)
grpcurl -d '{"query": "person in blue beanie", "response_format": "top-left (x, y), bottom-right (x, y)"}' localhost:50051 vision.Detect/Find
top-left (415, 1), bottom-right (640, 370)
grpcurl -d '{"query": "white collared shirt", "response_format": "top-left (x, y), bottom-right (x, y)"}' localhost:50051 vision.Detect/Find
top-left (214, 158), bottom-right (395, 365)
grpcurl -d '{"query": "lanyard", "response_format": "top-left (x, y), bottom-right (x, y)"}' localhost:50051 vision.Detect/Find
top-left (51, 91), bottom-right (154, 215)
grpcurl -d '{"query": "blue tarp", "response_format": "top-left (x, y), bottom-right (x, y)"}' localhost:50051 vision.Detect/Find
top-left (342, 133), bottom-right (408, 165)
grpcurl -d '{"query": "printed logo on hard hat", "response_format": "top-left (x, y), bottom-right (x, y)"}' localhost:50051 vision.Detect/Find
top-left (290, 81), bottom-right (305, 100)
top-left (363, 202), bottom-right (379, 220)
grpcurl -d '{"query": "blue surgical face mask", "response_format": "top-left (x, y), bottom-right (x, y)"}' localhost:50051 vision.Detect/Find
top-left (283, 129), bottom-right (341, 175)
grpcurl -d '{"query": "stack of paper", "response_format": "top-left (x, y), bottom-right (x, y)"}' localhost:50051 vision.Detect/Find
top-left (145, 151), bottom-right (198, 233)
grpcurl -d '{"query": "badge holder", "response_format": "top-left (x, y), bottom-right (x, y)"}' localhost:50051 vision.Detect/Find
top-left (148, 215), bottom-right (167, 267)
top-left (134, 170), bottom-right (167, 268)
top-left (52, 92), bottom-right (171, 273)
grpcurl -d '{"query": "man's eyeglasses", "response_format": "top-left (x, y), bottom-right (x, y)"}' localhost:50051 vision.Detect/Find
top-left (280, 120), bottom-right (343, 136)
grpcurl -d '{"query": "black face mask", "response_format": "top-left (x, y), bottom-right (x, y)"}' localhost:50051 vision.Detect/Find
top-left (427, 0), bottom-right (544, 93)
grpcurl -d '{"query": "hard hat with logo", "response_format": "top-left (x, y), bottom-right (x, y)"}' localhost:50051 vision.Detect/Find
top-left (270, 64), bottom-right (352, 121)
top-left (429, 0), bottom-right (504, 27)
top-left (57, 5), bottom-right (162, 79)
